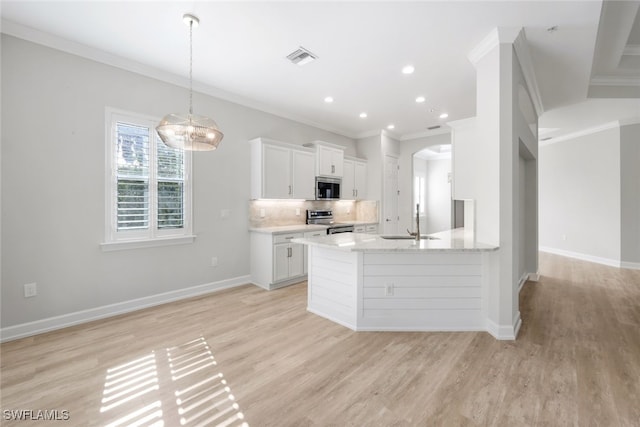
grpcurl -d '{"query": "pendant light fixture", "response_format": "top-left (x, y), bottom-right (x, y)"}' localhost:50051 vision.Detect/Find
top-left (157, 14), bottom-right (224, 151)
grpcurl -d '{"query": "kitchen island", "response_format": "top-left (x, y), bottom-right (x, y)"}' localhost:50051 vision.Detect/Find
top-left (292, 229), bottom-right (500, 334)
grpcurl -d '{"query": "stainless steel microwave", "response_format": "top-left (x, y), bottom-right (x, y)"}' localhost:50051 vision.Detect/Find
top-left (316, 177), bottom-right (341, 200)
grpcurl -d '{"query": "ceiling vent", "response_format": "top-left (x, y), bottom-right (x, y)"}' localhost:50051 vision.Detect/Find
top-left (427, 125), bottom-right (441, 130)
top-left (286, 46), bottom-right (318, 66)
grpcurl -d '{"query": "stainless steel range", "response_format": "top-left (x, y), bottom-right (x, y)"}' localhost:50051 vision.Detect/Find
top-left (306, 209), bottom-right (354, 234)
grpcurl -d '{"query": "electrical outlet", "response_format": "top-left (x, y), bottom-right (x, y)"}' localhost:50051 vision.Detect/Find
top-left (220, 209), bottom-right (230, 219)
top-left (562, 234), bottom-right (567, 241)
top-left (24, 283), bottom-right (37, 298)
top-left (211, 257), bottom-right (218, 267)
top-left (260, 209), bottom-right (266, 218)
top-left (384, 283), bottom-right (394, 297)
top-left (295, 208), bottom-right (300, 216)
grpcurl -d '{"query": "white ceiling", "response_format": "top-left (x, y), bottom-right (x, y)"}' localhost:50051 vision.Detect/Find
top-left (1, 1), bottom-right (630, 140)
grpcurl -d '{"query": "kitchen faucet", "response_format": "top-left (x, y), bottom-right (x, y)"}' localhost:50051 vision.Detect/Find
top-left (407, 203), bottom-right (420, 241)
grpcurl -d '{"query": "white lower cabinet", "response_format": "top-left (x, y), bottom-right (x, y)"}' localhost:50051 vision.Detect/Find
top-left (366, 224), bottom-right (378, 234)
top-left (354, 225), bottom-right (366, 233)
top-left (250, 232), bottom-right (305, 290)
top-left (274, 237), bottom-right (304, 281)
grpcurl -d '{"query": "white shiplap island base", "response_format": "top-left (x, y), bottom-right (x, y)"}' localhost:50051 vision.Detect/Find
top-left (292, 229), bottom-right (501, 335)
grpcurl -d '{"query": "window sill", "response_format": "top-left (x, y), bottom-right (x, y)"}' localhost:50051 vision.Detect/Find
top-left (100, 235), bottom-right (196, 252)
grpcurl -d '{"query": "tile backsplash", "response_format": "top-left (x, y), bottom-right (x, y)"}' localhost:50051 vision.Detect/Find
top-left (249, 200), bottom-right (379, 228)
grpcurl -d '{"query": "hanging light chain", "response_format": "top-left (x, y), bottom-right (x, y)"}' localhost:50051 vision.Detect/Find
top-left (189, 18), bottom-right (193, 116)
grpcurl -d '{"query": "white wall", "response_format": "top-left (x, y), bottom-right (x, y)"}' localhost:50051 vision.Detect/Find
top-left (412, 157), bottom-right (428, 232)
top-left (398, 132), bottom-right (451, 233)
top-left (468, 30), bottom-right (539, 337)
top-left (539, 121), bottom-right (640, 267)
top-left (539, 127), bottom-right (621, 262)
top-left (426, 158), bottom-right (452, 233)
top-left (620, 123), bottom-right (640, 265)
top-left (475, 46), bottom-right (501, 247)
top-left (1, 35), bottom-right (356, 328)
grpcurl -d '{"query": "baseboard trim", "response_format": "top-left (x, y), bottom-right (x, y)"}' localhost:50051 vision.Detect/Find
top-left (539, 246), bottom-right (623, 268)
top-left (307, 307), bottom-right (357, 331)
top-left (518, 273), bottom-right (528, 293)
top-left (486, 311), bottom-right (521, 340)
top-left (0, 275), bottom-right (251, 343)
top-left (620, 261), bottom-right (640, 270)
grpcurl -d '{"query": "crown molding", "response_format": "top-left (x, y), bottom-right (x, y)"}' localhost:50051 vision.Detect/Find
top-left (623, 44), bottom-right (640, 56)
top-left (381, 129), bottom-right (401, 140)
top-left (400, 126), bottom-right (451, 141)
top-left (468, 28), bottom-right (500, 65)
top-left (446, 116), bottom-right (476, 129)
top-left (468, 27), bottom-right (521, 66)
top-left (590, 75), bottom-right (640, 87)
top-left (619, 116), bottom-right (640, 126)
top-left (1, 19), bottom-right (358, 140)
top-left (354, 129), bottom-right (383, 140)
top-left (513, 30), bottom-right (544, 116)
top-left (540, 121), bottom-right (620, 146)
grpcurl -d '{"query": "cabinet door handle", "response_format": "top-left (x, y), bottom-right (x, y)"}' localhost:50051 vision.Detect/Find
top-left (331, 164), bottom-right (335, 174)
top-left (288, 185), bottom-right (292, 195)
top-left (284, 236), bottom-right (293, 240)
top-left (287, 247), bottom-right (292, 257)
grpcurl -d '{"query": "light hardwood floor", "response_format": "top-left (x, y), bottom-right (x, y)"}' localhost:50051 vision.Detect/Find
top-left (1, 252), bottom-right (639, 426)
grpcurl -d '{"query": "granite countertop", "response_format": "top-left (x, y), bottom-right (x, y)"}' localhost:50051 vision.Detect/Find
top-left (291, 228), bottom-right (499, 252)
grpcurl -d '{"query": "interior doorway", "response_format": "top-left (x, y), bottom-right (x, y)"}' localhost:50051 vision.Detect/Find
top-left (412, 144), bottom-right (457, 234)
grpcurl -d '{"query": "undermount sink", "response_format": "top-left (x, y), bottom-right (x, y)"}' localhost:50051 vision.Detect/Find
top-left (380, 235), bottom-right (440, 240)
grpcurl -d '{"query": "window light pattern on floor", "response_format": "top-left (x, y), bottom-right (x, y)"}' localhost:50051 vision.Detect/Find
top-left (99, 336), bottom-right (247, 427)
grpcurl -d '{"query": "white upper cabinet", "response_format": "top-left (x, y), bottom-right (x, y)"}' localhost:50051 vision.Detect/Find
top-left (291, 149), bottom-right (316, 200)
top-left (343, 159), bottom-right (355, 199)
top-left (250, 138), bottom-right (316, 200)
top-left (354, 160), bottom-right (367, 199)
top-left (306, 141), bottom-right (345, 178)
top-left (342, 157), bottom-right (367, 200)
top-left (262, 143), bottom-right (291, 199)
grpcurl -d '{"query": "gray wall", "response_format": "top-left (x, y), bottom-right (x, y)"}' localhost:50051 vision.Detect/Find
top-left (620, 123), bottom-right (640, 264)
top-left (539, 126), bottom-right (621, 261)
top-left (1, 35), bottom-right (355, 327)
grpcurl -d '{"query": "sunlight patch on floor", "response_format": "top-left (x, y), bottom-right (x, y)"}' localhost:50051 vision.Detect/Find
top-left (99, 336), bottom-right (247, 427)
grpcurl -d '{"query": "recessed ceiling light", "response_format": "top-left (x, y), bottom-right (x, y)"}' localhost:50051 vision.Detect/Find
top-left (324, 96), bottom-right (334, 103)
top-left (416, 96), bottom-right (426, 103)
top-left (439, 113), bottom-right (449, 119)
top-left (402, 65), bottom-right (415, 75)
top-left (387, 124), bottom-right (395, 130)
top-left (359, 112), bottom-right (367, 118)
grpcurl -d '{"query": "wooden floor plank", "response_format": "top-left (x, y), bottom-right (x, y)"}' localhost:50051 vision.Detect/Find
top-left (1, 253), bottom-right (639, 426)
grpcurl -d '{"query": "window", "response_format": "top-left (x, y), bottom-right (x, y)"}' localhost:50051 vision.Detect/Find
top-left (103, 109), bottom-right (193, 250)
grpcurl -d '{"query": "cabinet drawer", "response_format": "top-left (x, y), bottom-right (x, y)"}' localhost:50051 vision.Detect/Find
top-left (274, 233), bottom-right (303, 244)
top-left (354, 225), bottom-right (366, 233)
top-left (304, 230), bottom-right (326, 238)
top-left (366, 225), bottom-right (378, 233)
